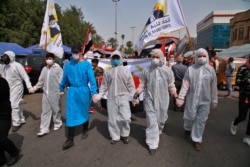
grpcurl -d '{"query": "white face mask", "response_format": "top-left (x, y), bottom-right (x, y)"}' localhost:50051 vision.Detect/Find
top-left (152, 58), bottom-right (160, 66)
top-left (72, 54), bottom-right (79, 61)
top-left (46, 59), bottom-right (54, 66)
top-left (197, 57), bottom-right (207, 65)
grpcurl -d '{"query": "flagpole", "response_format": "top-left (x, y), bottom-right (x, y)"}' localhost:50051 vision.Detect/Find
top-left (176, 0), bottom-right (195, 53)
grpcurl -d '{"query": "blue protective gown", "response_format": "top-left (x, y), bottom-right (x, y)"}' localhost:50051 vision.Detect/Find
top-left (59, 60), bottom-right (97, 127)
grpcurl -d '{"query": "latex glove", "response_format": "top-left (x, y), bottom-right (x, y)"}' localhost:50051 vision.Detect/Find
top-left (211, 102), bottom-right (217, 109)
top-left (132, 98), bottom-right (139, 106)
top-left (28, 87), bottom-right (35, 94)
top-left (92, 94), bottom-right (102, 103)
top-left (59, 92), bottom-right (64, 97)
top-left (176, 98), bottom-right (184, 107)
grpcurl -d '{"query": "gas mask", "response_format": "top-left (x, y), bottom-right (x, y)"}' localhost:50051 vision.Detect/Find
top-left (1, 54), bottom-right (11, 65)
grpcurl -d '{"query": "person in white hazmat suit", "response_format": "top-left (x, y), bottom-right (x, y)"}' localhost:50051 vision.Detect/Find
top-left (1, 51), bottom-right (33, 132)
top-left (132, 49), bottom-right (177, 155)
top-left (176, 48), bottom-right (218, 151)
top-left (30, 52), bottom-right (63, 136)
top-left (92, 50), bottom-right (136, 145)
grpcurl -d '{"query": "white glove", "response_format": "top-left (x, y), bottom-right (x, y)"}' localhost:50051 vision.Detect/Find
top-left (211, 102), bottom-right (217, 109)
top-left (176, 98), bottom-right (184, 107)
top-left (28, 87), bottom-right (35, 94)
top-left (132, 98), bottom-right (139, 106)
top-left (92, 94), bottom-right (102, 103)
top-left (59, 92), bottom-right (64, 97)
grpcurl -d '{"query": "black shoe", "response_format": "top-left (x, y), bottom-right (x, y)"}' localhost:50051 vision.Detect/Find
top-left (121, 137), bottom-right (129, 144)
top-left (7, 150), bottom-right (22, 166)
top-left (81, 131), bottom-right (88, 139)
top-left (12, 126), bottom-right (20, 132)
top-left (62, 140), bottom-right (74, 150)
top-left (149, 149), bottom-right (157, 155)
top-left (110, 140), bottom-right (119, 145)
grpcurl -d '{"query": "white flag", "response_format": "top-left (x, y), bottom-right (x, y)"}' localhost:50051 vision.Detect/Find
top-left (39, 0), bottom-right (63, 58)
top-left (136, 0), bottom-right (185, 53)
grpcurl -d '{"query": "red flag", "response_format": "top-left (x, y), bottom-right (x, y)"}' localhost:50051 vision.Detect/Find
top-left (81, 27), bottom-right (92, 54)
top-left (161, 40), bottom-right (166, 57)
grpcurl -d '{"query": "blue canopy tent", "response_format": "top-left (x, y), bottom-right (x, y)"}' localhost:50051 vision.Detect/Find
top-left (0, 42), bottom-right (30, 55)
top-left (25, 44), bottom-right (71, 55)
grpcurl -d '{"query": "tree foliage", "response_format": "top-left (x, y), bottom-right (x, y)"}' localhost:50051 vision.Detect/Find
top-left (0, 0), bottom-right (103, 48)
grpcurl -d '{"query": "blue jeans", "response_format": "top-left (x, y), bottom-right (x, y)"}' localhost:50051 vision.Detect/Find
top-left (226, 77), bottom-right (233, 95)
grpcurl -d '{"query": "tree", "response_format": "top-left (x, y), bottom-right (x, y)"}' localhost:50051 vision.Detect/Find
top-left (125, 41), bottom-right (133, 54)
top-left (0, 1), bottom-right (104, 49)
top-left (107, 37), bottom-right (118, 49)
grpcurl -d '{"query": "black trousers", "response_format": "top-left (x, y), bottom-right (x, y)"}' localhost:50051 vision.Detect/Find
top-left (234, 95), bottom-right (250, 135)
top-left (0, 120), bottom-right (19, 164)
top-left (67, 121), bottom-right (89, 141)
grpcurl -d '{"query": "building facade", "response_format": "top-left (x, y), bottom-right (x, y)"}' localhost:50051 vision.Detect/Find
top-left (230, 9), bottom-right (250, 46)
top-left (196, 10), bottom-right (244, 51)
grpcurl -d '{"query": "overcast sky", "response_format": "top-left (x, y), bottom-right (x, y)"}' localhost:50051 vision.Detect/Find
top-left (54, 0), bottom-right (250, 45)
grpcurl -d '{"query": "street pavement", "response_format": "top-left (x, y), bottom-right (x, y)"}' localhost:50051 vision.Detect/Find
top-left (5, 90), bottom-right (250, 167)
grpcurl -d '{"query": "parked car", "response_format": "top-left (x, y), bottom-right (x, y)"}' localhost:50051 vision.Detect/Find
top-left (15, 53), bottom-right (63, 93)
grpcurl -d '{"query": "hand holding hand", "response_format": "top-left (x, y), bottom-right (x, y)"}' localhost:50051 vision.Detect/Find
top-left (132, 98), bottom-right (139, 106)
top-left (28, 87), bottom-right (35, 94)
top-left (176, 98), bottom-right (184, 107)
top-left (59, 92), bottom-right (64, 97)
top-left (92, 94), bottom-right (102, 103)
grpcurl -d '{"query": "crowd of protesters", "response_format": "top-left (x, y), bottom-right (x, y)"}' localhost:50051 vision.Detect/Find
top-left (0, 46), bottom-right (249, 166)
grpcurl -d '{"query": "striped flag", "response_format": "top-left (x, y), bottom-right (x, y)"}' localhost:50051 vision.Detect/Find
top-left (136, 0), bottom-right (185, 53)
top-left (81, 27), bottom-right (93, 54)
top-left (39, 0), bottom-right (64, 58)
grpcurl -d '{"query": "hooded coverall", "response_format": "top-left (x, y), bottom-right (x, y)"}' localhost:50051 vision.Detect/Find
top-left (34, 63), bottom-right (63, 132)
top-left (1, 51), bottom-right (32, 126)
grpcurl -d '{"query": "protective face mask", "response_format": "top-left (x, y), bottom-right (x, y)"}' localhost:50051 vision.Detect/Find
top-left (46, 59), bottom-right (54, 66)
top-left (112, 60), bottom-right (120, 67)
top-left (72, 54), bottom-right (79, 61)
top-left (152, 58), bottom-right (160, 66)
top-left (197, 57), bottom-right (207, 65)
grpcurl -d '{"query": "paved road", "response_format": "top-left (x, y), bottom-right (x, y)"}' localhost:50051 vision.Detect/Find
top-left (6, 90), bottom-right (250, 167)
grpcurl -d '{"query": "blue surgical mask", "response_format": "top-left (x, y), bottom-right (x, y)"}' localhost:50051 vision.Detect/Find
top-left (112, 60), bottom-right (121, 67)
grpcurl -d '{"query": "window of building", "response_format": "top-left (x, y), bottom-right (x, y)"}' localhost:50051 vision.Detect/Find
top-left (239, 28), bottom-right (244, 40)
top-left (234, 28), bottom-right (237, 40)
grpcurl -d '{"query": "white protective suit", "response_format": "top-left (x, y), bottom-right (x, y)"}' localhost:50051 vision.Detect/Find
top-left (2, 51), bottom-right (32, 126)
top-left (33, 63), bottom-right (63, 132)
top-left (178, 48), bottom-right (218, 143)
top-left (136, 49), bottom-right (177, 150)
top-left (98, 50), bottom-right (136, 141)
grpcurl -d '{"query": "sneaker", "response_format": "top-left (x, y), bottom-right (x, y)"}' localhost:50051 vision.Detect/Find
top-left (225, 95), bottom-right (232, 99)
top-left (12, 126), bottom-right (20, 132)
top-left (121, 137), bottom-right (129, 144)
top-left (193, 142), bottom-right (201, 151)
top-left (110, 139), bottom-right (119, 145)
top-left (7, 150), bottom-right (22, 166)
top-left (230, 121), bottom-right (237, 135)
top-left (81, 131), bottom-right (88, 139)
top-left (89, 107), bottom-right (94, 113)
top-left (62, 140), bottom-right (74, 150)
top-left (243, 137), bottom-right (250, 147)
top-left (37, 130), bottom-right (50, 137)
top-left (20, 120), bottom-right (26, 124)
top-left (53, 126), bottom-right (62, 131)
top-left (149, 148), bottom-right (157, 155)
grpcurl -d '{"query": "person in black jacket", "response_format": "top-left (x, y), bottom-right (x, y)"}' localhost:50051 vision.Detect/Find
top-left (0, 76), bottom-right (22, 166)
top-left (230, 55), bottom-right (250, 146)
